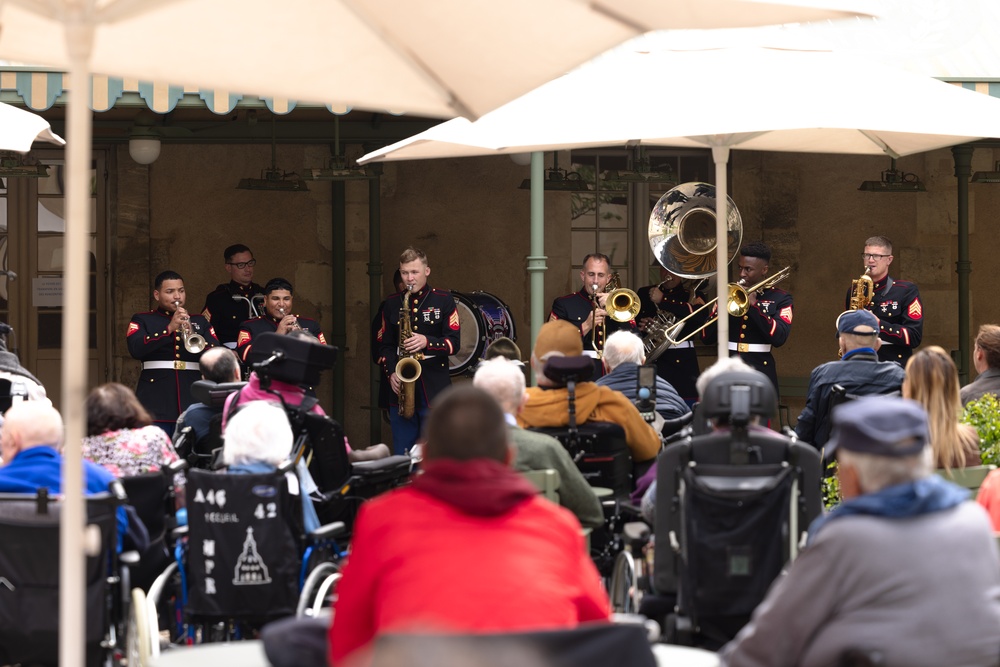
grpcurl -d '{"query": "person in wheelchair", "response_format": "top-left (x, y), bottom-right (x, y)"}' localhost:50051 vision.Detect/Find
top-left (329, 385), bottom-right (610, 665)
top-left (718, 397), bottom-right (1000, 667)
top-left (173, 346), bottom-right (243, 454)
top-left (0, 400), bottom-right (149, 552)
top-left (517, 320), bottom-right (660, 465)
top-left (595, 330), bottom-right (690, 427)
top-left (222, 400), bottom-right (322, 531)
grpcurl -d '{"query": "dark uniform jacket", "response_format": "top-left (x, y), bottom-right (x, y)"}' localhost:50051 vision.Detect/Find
top-left (637, 283), bottom-right (706, 402)
top-left (844, 275), bottom-right (922, 364)
top-left (236, 314), bottom-right (326, 363)
top-left (127, 308), bottom-right (220, 424)
top-left (550, 288), bottom-right (637, 378)
top-left (201, 280), bottom-right (264, 346)
top-left (375, 285), bottom-right (460, 408)
top-left (702, 287), bottom-right (793, 393)
top-left (794, 348), bottom-right (905, 448)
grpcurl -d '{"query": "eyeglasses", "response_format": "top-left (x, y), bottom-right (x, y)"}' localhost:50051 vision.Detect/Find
top-left (861, 253), bottom-right (889, 261)
top-left (227, 259), bottom-right (257, 269)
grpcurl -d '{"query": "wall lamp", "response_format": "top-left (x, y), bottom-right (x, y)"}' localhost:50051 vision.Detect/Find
top-left (971, 161), bottom-right (1000, 183)
top-left (858, 159), bottom-right (925, 192)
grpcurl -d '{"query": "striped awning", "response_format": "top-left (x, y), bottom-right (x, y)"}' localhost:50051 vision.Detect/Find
top-left (0, 68), bottom-right (354, 115)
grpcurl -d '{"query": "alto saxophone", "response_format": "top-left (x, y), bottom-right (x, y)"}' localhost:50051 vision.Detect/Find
top-left (850, 267), bottom-right (875, 310)
top-left (395, 285), bottom-right (423, 419)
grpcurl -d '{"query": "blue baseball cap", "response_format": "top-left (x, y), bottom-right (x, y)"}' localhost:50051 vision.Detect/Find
top-left (826, 396), bottom-right (929, 458)
top-left (836, 309), bottom-right (879, 336)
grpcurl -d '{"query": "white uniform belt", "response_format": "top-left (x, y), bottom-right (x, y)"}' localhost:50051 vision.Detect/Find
top-left (143, 360), bottom-right (200, 371)
top-left (728, 342), bottom-right (772, 353)
top-left (223, 342), bottom-right (238, 350)
top-left (583, 350), bottom-right (600, 359)
top-left (670, 341), bottom-right (694, 349)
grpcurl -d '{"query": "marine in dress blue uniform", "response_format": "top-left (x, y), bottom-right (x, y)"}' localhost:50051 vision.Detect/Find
top-left (549, 253), bottom-right (636, 378)
top-left (844, 236), bottom-right (922, 365)
top-left (636, 272), bottom-right (706, 404)
top-left (376, 248), bottom-right (460, 455)
top-left (236, 277), bottom-right (328, 363)
top-left (201, 244), bottom-right (264, 347)
top-left (128, 271), bottom-right (220, 432)
top-left (702, 243), bottom-right (792, 394)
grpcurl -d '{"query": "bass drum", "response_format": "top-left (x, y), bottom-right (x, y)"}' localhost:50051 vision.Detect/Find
top-left (449, 291), bottom-right (517, 376)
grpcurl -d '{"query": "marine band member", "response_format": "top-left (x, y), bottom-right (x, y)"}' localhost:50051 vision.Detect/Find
top-left (201, 244), bottom-right (264, 349)
top-left (236, 277), bottom-right (327, 363)
top-left (128, 270), bottom-right (220, 434)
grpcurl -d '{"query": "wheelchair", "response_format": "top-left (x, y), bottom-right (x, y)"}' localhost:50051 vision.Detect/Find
top-left (0, 484), bottom-right (131, 667)
top-left (649, 369), bottom-right (823, 648)
top-left (128, 464), bottom-right (346, 666)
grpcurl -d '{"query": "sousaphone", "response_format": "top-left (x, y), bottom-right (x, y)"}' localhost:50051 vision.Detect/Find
top-left (647, 182), bottom-right (742, 279)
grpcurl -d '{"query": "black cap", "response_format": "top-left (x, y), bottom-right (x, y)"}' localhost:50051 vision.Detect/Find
top-left (826, 396), bottom-right (929, 458)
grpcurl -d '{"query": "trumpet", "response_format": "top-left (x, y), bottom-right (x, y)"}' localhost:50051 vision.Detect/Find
top-left (656, 267), bottom-right (793, 347)
top-left (173, 301), bottom-right (207, 354)
top-left (849, 267), bottom-right (874, 311)
top-left (277, 306), bottom-right (302, 331)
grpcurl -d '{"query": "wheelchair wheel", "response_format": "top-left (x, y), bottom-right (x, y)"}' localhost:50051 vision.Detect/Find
top-left (127, 588), bottom-right (153, 667)
top-left (147, 560), bottom-right (180, 648)
top-left (297, 562), bottom-right (342, 618)
top-left (609, 550), bottom-right (639, 614)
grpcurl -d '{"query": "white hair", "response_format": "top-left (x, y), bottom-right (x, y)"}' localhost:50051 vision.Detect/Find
top-left (3, 399), bottom-right (60, 452)
top-left (473, 357), bottom-right (526, 414)
top-left (695, 356), bottom-right (754, 398)
top-left (602, 331), bottom-right (645, 371)
top-left (838, 446), bottom-right (933, 494)
top-left (222, 401), bottom-right (293, 467)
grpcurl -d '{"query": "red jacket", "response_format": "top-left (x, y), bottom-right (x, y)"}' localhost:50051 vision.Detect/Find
top-left (329, 462), bottom-right (610, 664)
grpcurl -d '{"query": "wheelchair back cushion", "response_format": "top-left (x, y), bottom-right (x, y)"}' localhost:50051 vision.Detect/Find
top-left (185, 469), bottom-right (300, 621)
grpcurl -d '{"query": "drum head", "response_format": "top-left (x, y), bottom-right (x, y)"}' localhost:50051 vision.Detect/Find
top-left (449, 291), bottom-right (516, 376)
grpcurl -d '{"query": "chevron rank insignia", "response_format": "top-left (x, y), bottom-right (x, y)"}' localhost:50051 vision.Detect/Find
top-left (127, 322), bottom-right (139, 337)
top-left (237, 330), bottom-right (250, 348)
top-left (449, 310), bottom-right (460, 330)
top-left (779, 306), bottom-right (793, 323)
top-left (908, 300), bottom-right (922, 320)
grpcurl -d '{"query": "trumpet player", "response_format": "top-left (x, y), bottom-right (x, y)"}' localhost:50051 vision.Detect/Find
top-left (702, 242), bottom-right (793, 395)
top-left (236, 277), bottom-right (327, 363)
top-left (548, 253), bottom-right (636, 378)
top-left (127, 270), bottom-right (220, 436)
top-left (374, 247), bottom-right (460, 455)
top-left (844, 236), bottom-right (923, 365)
top-left (637, 266), bottom-right (707, 405)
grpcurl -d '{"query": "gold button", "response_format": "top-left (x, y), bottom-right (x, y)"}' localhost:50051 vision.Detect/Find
top-left (740, 334), bottom-right (745, 339)
top-left (763, 361), bottom-right (768, 366)
top-left (741, 324), bottom-right (747, 329)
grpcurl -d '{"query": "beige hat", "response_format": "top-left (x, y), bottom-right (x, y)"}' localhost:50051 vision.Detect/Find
top-left (533, 320), bottom-right (583, 359)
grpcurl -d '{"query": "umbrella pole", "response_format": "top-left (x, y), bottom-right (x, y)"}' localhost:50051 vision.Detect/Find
top-left (527, 151), bottom-right (546, 385)
top-left (713, 146), bottom-right (731, 361)
top-left (60, 20), bottom-right (94, 667)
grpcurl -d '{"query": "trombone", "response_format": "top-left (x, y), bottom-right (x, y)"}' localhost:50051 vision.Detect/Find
top-left (589, 273), bottom-right (641, 358)
top-left (657, 267), bottom-right (792, 347)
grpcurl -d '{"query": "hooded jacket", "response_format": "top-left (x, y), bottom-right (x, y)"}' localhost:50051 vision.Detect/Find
top-left (516, 383), bottom-right (661, 462)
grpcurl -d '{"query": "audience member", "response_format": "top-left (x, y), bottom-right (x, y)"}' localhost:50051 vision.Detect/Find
top-left (0, 400), bottom-right (148, 551)
top-left (83, 382), bottom-right (183, 479)
top-left (329, 385), bottom-right (610, 665)
top-left (595, 330), bottom-right (690, 427)
top-left (718, 396), bottom-right (1000, 667)
top-left (516, 320), bottom-right (660, 464)
top-left (794, 310), bottom-right (905, 449)
top-left (961, 324), bottom-right (1000, 406)
top-left (903, 346), bottom-right (980, 470)
top-left (473, 357), bottom-right (603, 529)
top-left (483, 336), bottom-right (524, 364)
top-left (977, 469), bottom-right (1000, 532)
top-left (223, 400), bottom-right (320, 532)
top-left (173, 346), bottom-right (242, 448)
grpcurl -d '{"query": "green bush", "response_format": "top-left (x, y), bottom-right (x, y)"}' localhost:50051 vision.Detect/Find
top-left (961, 393), bottom-right (1000, 466)
top-left (822, 461), bottom-right (841, 510)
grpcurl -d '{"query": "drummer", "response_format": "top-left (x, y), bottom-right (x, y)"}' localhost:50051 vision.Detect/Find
top-left (636, 266), bottom-right (706, 405)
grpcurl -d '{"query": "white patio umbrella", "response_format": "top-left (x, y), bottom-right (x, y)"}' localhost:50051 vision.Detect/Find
top-left (0, 100), bottom-right (64, 151)
top-left (360, 46), bottom-right (1000, 359)
top-left (0, 3), bottom-right (873, 664)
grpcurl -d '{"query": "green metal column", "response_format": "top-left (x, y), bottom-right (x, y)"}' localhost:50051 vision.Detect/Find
top-left (953, 144), bottom-right (973, 384)
top-left (367, 163), bottom-right (384, 446)
top-left (526, 151), bottom-right (547, 385)
top-left (332, 180), bottom-right (346, 424)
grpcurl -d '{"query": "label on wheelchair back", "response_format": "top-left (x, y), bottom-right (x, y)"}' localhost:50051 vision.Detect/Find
top-left (185, 471), bottom-right (299, 619)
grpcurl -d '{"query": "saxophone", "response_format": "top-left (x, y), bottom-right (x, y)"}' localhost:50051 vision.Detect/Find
top-left (849, 267), bottom-right (875, 311)
top-left (395, 285), bottom-right (423, 419)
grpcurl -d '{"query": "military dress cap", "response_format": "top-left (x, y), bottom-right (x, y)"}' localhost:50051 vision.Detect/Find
top-left (836, 309), bottom-right (880, 336)
top-left (826, 395), bottom-right (929, 458)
